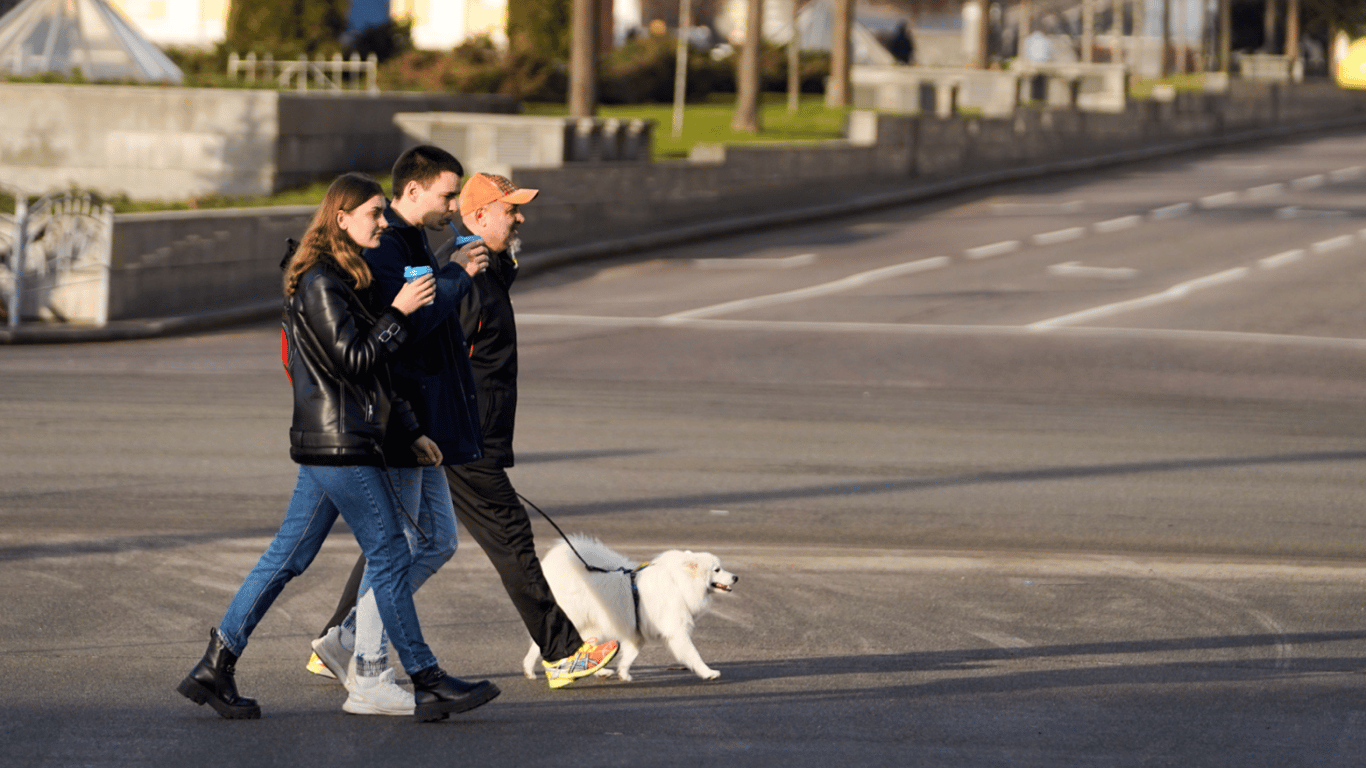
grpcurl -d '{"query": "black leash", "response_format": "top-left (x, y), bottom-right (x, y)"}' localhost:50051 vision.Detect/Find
top-left (517, 492), bottom-right (648, 624)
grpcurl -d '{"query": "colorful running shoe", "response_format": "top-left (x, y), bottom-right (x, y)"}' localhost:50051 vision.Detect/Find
top-left (306, 651), bottom-right (336, 679)
top-left (543, 639), bottom-right (619, 689)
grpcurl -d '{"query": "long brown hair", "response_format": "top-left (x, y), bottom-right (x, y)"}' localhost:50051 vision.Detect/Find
top-left (283, 173), bottom-right (385, 296)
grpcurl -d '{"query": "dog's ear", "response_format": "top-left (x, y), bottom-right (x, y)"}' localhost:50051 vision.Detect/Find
top-left (683, 558), bottom-right (703, 578)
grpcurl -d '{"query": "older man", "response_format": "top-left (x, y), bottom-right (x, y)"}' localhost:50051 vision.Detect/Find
top-left (441, 173), bottom-right (619, 689)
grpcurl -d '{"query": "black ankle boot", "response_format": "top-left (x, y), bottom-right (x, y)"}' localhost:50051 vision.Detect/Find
top-left (176, 628), bottom-right (261, 719)
top-left (410, 666), bottom-right (499, 722)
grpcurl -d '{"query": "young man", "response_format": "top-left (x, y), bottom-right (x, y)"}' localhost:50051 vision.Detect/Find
top-left (307, 146), bottom-right (493, 714)
top-left (444, 173), bottom-right (618, 689)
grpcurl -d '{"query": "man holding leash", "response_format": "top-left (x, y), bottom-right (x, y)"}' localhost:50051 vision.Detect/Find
top-left (438, 173), bottom-right (618, 689)
top-left (311, 171), bottom-right (618, 691)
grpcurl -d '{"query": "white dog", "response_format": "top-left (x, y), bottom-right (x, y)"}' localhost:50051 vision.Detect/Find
top-left (522, 535), bottom-right (738, 682)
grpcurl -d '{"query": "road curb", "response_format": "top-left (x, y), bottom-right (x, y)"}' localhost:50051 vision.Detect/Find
top-left (6, 111), bottom-right (1366, 345)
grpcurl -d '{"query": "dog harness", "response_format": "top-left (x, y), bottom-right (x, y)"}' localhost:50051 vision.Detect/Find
top-left (586, 562), bottom-right (651, 630)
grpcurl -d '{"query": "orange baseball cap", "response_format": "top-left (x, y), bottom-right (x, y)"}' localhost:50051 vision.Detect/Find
top-left (459, 172), bottom-right (539, 217)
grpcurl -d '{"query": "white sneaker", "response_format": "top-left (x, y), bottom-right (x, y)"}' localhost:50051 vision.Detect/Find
top-left (342, 666), bottom-right (415, 716)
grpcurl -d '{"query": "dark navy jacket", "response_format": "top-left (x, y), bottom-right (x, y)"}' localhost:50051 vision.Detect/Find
top-left (361, 206), bottom-right (483, 467)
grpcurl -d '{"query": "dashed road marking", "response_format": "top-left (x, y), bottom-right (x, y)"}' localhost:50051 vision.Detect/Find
top-left (1048, 262), bottom-right (1139, 280)
top-left (1199, 191), bottom-right (1239, 208)
top-left (1247, 183), bottom-right (1285, 198)
top-left (1151, 202), bottom-right (1192, 219)
top-left (1093, 215), bottom-right (1141, 233)
top-left (1291, 174), bottom-right (1326, 190)
top-left (1032, 227), bottom-right (1086, 246)
top-left (966, 240), bottom-right (1022, 260)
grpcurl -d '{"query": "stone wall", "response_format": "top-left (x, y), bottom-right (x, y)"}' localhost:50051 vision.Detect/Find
top-left (0, 84), bottom-right (516, 200)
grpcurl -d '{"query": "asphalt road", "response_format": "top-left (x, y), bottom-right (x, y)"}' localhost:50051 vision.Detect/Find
top-left (3, 129), bottom-right (1366, 767)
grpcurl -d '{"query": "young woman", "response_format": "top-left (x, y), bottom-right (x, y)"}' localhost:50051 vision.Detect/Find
top-left (176, 172), bottom-right (499, 723)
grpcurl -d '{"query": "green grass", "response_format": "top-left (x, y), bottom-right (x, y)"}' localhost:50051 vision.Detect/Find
top-left (1129, 72), bottom-right (1219, 100)
top-left (523, 93), bottom-right (851, 158)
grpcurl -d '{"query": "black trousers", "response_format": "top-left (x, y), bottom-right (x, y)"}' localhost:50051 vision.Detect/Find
top-left (445, 460), bottom-right (583, 661)
top-left (320, 461), bottom-right (583, 662)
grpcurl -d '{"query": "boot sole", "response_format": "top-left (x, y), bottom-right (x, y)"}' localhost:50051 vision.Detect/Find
top-left (177, 677), bottom-right (261, 720)
top-left (413, 682), bottom-right (500, 722)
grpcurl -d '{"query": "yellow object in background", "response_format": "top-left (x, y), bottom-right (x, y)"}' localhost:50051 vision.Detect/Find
top-left (1338, 39), bottom-right (1366, 90)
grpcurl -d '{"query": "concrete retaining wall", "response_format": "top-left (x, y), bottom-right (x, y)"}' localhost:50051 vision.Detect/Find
top-left (95, 81), bottom-right (1366, 323)
top-left (0, 84), bottom-right (517, 200)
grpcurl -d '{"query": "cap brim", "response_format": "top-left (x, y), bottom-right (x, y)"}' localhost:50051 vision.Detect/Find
top-left (502, 188), bottom-right (538, 205)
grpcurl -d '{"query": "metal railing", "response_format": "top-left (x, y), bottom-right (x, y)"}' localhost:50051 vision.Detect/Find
top-left (227, 52), bottom-right (380, 93)
top-left (1, 189), bottom-right (114, 329)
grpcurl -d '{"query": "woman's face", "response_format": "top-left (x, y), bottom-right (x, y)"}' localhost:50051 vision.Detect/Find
top-left (337, 194), bottom-right (387, 250)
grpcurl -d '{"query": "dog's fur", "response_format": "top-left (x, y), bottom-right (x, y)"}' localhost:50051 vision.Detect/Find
top-left (522, 535), bottom-right (737, 682)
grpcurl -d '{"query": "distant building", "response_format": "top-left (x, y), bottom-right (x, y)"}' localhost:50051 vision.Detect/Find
top-left (393, 0), bottom-right (508, 49)
top-left (104, 0), bottom-right (227, 48)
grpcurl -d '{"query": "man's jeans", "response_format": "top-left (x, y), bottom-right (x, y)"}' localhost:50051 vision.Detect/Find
top-left (217, 464), bottom-right (439, 674)
top-left (345, 466), bottom-right (457, 676)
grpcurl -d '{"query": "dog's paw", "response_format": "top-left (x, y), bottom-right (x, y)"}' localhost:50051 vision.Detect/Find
top-left (700, 669), bottom-right (721, 681)
top-left (617, 670), bottom-right (633, 682)
top-left (594, 668), bottom-right (615, 679)
top-left (523, 670), bottom-right (538, 680)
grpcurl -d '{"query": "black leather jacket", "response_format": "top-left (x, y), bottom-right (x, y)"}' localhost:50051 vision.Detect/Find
top-left (282, 258), bottom-right (420, 466)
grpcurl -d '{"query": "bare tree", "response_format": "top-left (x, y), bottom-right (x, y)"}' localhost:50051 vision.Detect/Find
top-left (569, 0), bottom-right (598, 117)
top-left (828, 0), bottom-right (853, 103)
top-left (732, 0), bottom-right (763, 131)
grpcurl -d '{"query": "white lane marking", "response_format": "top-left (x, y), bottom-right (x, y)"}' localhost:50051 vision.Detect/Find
top-left (1199, 191), bottom-right (1239, 208)
top-left (1291, 174), bottom-right (1326, 190)
top-left (1027, 267), bottom-right (1249, 330)
top-left (965, 240), bottom-right (1021, 259)
top-left (969, 631), bottom-right (1033, 649)
top-left (1259, 249), bottom-right (1305, 269)
top-left (990, 200), bottom-right (1086, 215)
top-left (660, 256), bottom-right (951, 321)
top-left (1048, 261), bottom-right (1139, 280)
top-left (1329, 166), bottom-right (1363, 182)
top-left (519, 313), bottom-right (1366, 350)
top-left (1032, 227), bottom-right (1085, 246)
top-left (1275, 206), bottom-right (1348, 219)
top-left (1246, 183), bottom-right (1285, 199)
top-left (694, 253), bottom-right (817, 270)
top-left (1093, 215), bottom-right (1141, 233)
top-left (1312, 235), bottom-right (1355, 254)
top-left (1247, 610), bottom-right (1294, 670)
top-left (1150, 202), bottom-right (1192, 219)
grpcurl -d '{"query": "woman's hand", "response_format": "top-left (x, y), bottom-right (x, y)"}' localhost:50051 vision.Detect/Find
top-left (391, 273), bottom-right (435, 315)
top-left (412, 435), bottom-right (442, 466)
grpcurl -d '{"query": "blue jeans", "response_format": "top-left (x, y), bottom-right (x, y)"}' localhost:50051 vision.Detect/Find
top-left (347, 466), bottom-right (457, 674)
top-left (217, 464), bottom-right (438, 674)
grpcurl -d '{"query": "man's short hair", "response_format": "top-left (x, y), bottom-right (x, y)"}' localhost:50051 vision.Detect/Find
top-left (391, 145), bottom-right (464, 199)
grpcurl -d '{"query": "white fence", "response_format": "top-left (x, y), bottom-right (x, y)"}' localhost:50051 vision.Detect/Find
top-left (1, 189), bottom-right (114, 329)
top-left (227, 52), bottom-right (380, 93)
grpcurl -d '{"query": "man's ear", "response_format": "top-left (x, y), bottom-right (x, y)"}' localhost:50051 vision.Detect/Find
top-left (400, 179), bottom-right (421, 202)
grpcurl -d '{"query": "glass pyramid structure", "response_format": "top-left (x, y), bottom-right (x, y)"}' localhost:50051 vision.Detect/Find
top-left (0, 0), bottom-right (182, 82)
